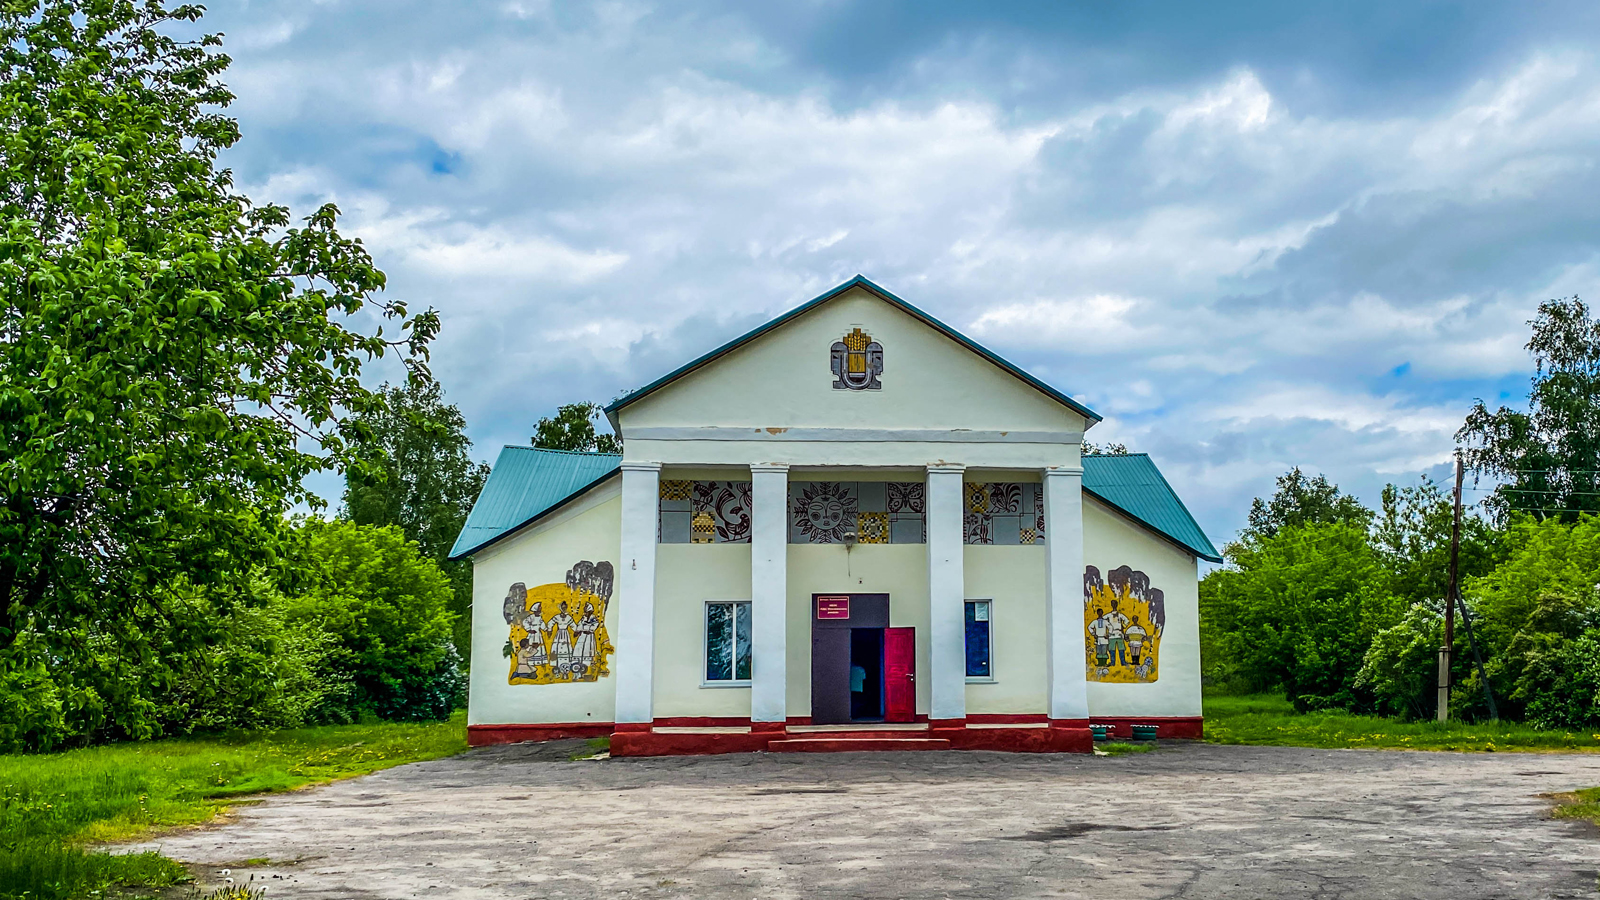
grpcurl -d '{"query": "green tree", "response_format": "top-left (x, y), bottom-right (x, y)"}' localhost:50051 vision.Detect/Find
top-left (1460, 296), bottom-right (1600, 523)
top-left (1202, 521), bottom-right (1402, 710)
top-left (287, 521), bottom-right (463, 723)
top-left (343, 380), bottom-right (487, 658)
top-left (1459, 515), bottom-right (1600, 725)
top-left (1082, 440), bottom-right (1129, 455)
top-left (1242, 467), bottom-right (1373, 541)
top-left (533, 401), bottom-right (621, 453)
top-left (1373, 476), bottom-right (1501, 608)
top-left (0, 1), bottom-right (434, 746)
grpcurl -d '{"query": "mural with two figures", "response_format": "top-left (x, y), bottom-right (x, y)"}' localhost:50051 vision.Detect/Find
top-left (1083, 565), bottom-right (1164, 683)
top-left (504, 560), bottom-right (615, 685)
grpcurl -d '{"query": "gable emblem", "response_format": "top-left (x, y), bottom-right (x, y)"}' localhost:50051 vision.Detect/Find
top-left (830, 327), bottom-right (883, 391)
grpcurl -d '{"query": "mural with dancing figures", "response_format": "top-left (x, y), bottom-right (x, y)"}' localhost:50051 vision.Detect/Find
top-left (505, 560), bottom-right (615, 685)
top-left (1083, 565), bottom-right (1164, 683)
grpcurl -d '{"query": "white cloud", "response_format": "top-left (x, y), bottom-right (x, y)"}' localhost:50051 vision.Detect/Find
top-left (203, 2), bottom-right (1600, 541)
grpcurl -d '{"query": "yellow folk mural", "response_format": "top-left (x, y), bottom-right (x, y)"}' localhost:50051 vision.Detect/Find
top-left (504, 560), bottom-right (615, 685)
top-left (1083, 565), bottom-right (1164, 683)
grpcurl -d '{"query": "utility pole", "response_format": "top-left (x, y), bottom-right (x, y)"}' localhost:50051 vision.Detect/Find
top-left (1438, 453), bottom-right (1464, 723)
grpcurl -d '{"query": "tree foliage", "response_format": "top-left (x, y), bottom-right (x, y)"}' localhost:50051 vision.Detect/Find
top-left (532, 401), bottom-right (621, 453)
top-left (287, 521), bottom-right (463, 723)
top-left (344, 380), bottom-right (487, 563)
top-left (0, 1), bottom-right (435, 746)
top-left (1460, 516), bottom-right (1600, 727)
top-left (1460, 296), bottom-right (1600, 523)
top-left (1241, 467), bottom-right (1372, 541)
top-left (1202, 520), bottom-right (1402, 710)
top-left (1206, 464), bottom-right (1600, 728)
top-left (1081, 440), bottom-right (1129, 455)
top-left (342, 380), bottom-right (486, 658)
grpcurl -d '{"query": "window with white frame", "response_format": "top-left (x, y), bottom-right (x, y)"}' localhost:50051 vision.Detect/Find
top-left (704, 601), bottom-right (752, 683)
top-left (965, 600), bottom-right (992, 679)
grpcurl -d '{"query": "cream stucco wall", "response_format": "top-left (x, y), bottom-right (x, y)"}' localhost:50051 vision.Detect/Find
top-left (964, 546), bottom-right (1049, 715)
top-left (467, 484), bottom-right (1201, 726)
top-left (1082, 495), bottom-right (1202, 719)
top-left (467, 481), bottom-right (622, 727)
top-left (785, 545), bottom-right (931, 717)
top-left (653, 544), bottom-right (754, 718)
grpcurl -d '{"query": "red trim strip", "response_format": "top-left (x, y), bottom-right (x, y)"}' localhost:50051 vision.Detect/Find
top-left (967, 713), bottom-right (1049, 725)
top-left (650, 716), bottom-right (751, 728)
top-left (467, 723), bottom-right (612, 746)
top-left (1089, 716), bottom-right (1203, 740)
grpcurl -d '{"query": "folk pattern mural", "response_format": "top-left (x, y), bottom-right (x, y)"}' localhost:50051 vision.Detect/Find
top-left (789, 482), bottom-right (926, 543)
top-left (659, 481), bottom-right (753, 543)
top-left (505, 560), bottom-right (615, 685)
top-left (830, 327), bottom-right (883, 391)
top-left (1083, 565), bottom-right (1164, 684)
top-left (964, 483), bottom-right (1046, 545)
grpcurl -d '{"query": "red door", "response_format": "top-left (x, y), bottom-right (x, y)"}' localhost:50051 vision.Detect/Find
top-left (884, 627), bottom-right (915, 723)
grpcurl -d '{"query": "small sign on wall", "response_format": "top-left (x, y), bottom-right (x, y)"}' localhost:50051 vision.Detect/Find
top-left (817, 596), bottom-right (851, 620)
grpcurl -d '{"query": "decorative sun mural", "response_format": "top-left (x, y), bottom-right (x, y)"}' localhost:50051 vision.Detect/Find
top-left (793, 481), bottom-right (859, 543)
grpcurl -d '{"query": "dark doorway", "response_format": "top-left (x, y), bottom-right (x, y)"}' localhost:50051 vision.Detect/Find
top-left (849, 628), bottom-right (884, 721)
top-left (811, 593), bottom-right (890, 725)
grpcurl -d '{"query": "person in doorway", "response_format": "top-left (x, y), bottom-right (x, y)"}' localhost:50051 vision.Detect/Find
top-left (1126, 615), bottom-right (1149, 666)
top-left (849, 662), bottom-right (872, 719)
top-left (1088, 607), bottom-right (1111, 668)
top-left (1105, 600), bottom-right (1131, 667)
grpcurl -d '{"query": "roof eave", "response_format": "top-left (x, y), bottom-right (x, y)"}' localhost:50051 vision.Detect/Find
top-left (1082, 485), bottom-right (1224, 563)
top-left (447, 467), bottom-right (621, 561)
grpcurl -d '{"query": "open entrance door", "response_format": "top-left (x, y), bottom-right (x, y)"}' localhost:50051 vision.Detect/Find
top-left (884, 627), bottom-right (915, 723)
top-left (811, 594), bottom-right (890, 725)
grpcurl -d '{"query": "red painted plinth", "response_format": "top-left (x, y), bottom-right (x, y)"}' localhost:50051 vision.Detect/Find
top-left (768, 737), bottom-right (952, 752)
top-left (467, 723), bottom-right (613, 747)
top-left (610, 730), bottom-right (772, 757)
top-left (950, 723), bottom-right (1092, 753)
top-left (1089, 716), bottom-right (1203, 739)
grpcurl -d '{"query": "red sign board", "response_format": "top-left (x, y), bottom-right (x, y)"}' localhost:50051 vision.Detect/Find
top-left (816, 596), bottom-right (851, 620)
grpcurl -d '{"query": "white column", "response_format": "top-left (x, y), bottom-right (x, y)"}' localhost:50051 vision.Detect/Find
top-left (926, 464), bottom-right (967, 724)
top-left (614, 462), bottom-right (660, 725)
top-left (750, 464), bottom-right (789, 725)
top-left (1044, 466), bottom-right (1089, 722)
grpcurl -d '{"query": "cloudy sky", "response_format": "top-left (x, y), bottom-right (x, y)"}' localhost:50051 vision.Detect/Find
top-left (199, 0), bottom-right (1600, 544)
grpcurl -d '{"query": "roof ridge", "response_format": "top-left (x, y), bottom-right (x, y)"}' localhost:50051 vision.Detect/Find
top-left (501, 444), bottom-right (624, 458)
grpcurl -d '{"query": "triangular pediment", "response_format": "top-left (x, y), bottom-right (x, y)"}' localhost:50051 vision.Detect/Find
top-left (607, 277), bottom-right (1097, 436)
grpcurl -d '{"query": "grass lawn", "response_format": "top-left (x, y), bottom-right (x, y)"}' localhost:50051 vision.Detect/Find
top-left (1553, 787), bottom-right (1600, 828)
top-left (1204, 692), bottom-right (1600, 752)
top-left (0, 711), bottom-right (467, 900)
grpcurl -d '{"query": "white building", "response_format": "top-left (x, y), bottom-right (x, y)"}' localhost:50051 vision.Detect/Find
top-left (450, 277), bottom-right (1219, 754)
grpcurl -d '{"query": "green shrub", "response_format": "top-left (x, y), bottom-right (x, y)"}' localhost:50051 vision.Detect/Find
top-left (1355, 603), bottom-right (1443, 719)
top-left (1201, 522), bottom-right (1403, 711)
top-left (289, 521), bottom-right (464, 722)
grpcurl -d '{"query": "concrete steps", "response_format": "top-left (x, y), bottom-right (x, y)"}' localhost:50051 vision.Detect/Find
top-left (766, 737), bottom-right (952, 752)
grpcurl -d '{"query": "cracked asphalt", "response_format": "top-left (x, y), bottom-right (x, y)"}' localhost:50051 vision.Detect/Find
top-left (125, 741), bottom-right (1600, 899)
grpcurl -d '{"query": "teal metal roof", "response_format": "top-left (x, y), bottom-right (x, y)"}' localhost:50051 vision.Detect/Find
top-left (601, 275), bottom-right (1101, 430)
top-left (447, 446), bottom-right (622, 559)
top-left (1082, 453), bottom-right (1222, 562)
top-left (451, 447), bottom-right (1219, 563)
